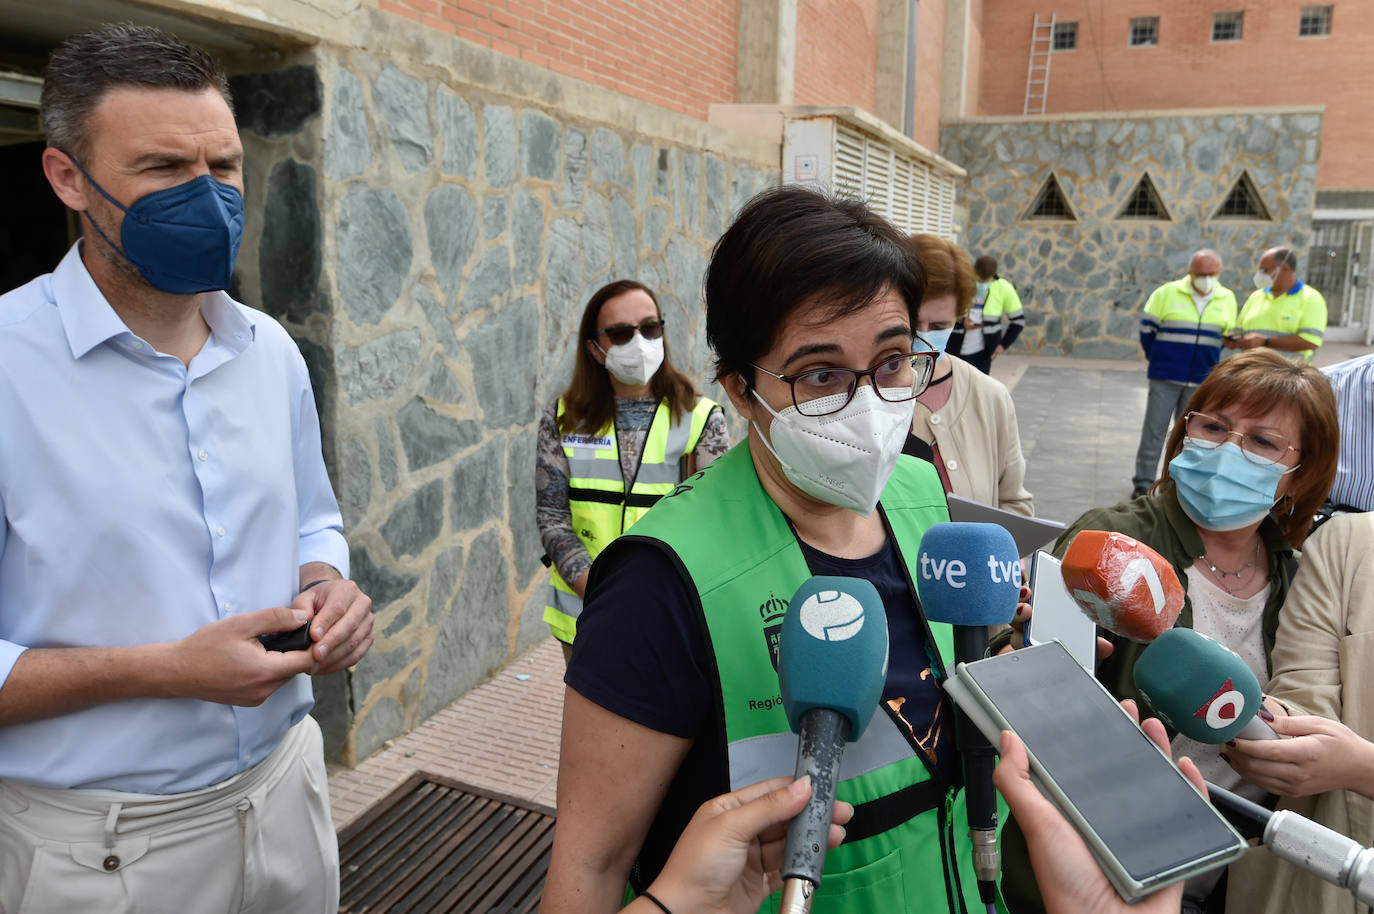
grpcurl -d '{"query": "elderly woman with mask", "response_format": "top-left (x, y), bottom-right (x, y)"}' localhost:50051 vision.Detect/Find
top-left (1000, 348), bottom-right (1339, 914)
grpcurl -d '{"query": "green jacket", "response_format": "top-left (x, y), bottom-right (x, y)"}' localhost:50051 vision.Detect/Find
top-left (616, 443), bottom-right (995, 914)
top-left (998, 486), bottom-right (1297, 913)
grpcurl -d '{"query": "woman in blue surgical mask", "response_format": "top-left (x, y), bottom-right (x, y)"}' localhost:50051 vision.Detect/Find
top-left (906, 233), bottom-right (1034, 516)
top-left (998, 348), bottom-right (1339, 914)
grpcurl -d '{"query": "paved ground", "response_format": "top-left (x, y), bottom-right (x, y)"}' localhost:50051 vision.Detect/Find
top-left (329, 341), bottom-right (1374, 827)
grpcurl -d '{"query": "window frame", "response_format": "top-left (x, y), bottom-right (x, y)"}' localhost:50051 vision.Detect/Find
top-left (1129, 16), bottom-right (1160, 48)
top-left (1053, 21), bottom-right (1079, 51)
top-left (1211, 10), bottom-right (1244, 43)
top-left (1298, 5), bottom-right (1333, 37)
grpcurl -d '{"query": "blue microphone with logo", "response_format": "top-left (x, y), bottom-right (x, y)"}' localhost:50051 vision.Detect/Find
top-left (917, 521), bottom-right (1022, 905)
top-left (777, 576), bottom-right (889, 914)
top-left (1134, 628), bottom-right (1278, 743)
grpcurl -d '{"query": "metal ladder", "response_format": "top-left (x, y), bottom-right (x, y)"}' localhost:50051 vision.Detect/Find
top-left (1023, 12), bottom-right (1056, 115)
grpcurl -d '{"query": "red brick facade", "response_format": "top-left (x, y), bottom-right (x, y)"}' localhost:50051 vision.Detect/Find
top-left (380, 0), bottom-right (739, 120)
top-left (975, 0), bottom-right (1372, 189)
top-left (793, 0), bottom-right (880, 113)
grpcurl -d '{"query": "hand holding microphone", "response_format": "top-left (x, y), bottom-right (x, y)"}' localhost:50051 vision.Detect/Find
top-left (916, 522), bottom-right (1021, 905)
top-left (777, 576), bottom-right (889, 914)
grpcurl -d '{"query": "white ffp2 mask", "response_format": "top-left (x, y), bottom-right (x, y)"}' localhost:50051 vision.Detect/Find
top-left (602, 334), bottom-right (664, 387)
top-left (751, 385), bottom-right (915, 516)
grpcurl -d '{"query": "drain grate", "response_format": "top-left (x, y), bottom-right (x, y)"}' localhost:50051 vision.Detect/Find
top-left (338, 772), bottom-right (556, 913)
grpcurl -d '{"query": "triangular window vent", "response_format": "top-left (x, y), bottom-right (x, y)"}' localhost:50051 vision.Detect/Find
top-left (1117, 173), bottom-right (1171, 220)
top-left (1025, 173), bottom-right (1075, 220)
top-left (1212, 172), bottom-right (1272, 221)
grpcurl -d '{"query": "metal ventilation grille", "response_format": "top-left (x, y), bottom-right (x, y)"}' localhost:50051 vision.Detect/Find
top-left (338, 773), bottom-right (555, 913)
top-left (833, 123), bottom-right (957, 238)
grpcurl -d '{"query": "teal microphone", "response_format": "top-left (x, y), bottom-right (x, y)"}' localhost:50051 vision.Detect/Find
top-left (1134, 628), bottom-right (1277, 743)
top-left (778, 576), bottom-right (888, 914)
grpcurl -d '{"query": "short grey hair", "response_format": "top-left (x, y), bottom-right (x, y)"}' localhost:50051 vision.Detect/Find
top-left (40, 23), bottom-right (233, 161)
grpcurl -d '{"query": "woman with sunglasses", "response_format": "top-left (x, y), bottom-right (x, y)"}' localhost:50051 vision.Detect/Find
top-left (537, 279), bottom-right (729, 661)
top-left (543, 186), bottom-right (1024, 914)
top-left (998, 348), bottom-right (1339, 914)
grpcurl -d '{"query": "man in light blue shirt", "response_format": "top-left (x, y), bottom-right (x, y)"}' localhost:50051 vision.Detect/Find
top-left (0, 25), bottom-right (374, 912)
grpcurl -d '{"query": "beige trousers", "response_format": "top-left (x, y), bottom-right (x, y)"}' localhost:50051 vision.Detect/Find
top-left (0, 716), bottom-right (338, 914)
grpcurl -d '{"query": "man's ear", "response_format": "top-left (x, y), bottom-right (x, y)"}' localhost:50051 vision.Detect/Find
top-left (41, 147), bottom-right (90, 212)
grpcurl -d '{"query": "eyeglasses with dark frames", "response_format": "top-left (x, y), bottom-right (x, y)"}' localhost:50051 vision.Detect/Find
top-left (1183, 411), bottom-right (1301, 468)
top-left (751, 350), bottom-right (937, 417)
top-left (594, 318), bottom-right (665, 347)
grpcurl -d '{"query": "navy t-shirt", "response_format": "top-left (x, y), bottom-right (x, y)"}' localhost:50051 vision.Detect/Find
top-left (566, 524), bottom-right (957, 887)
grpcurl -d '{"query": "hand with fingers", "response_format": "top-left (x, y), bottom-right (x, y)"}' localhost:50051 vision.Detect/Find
top-left (631, 775), bottom-right (853, 914)
top-left (994, 699), bottom-right (1198, 914)
top-left (1224, 713), bottom-right (1374, 800)
top-left (291, 579), bottom-right (375, 675)
top-left (170, 607), bottom-right (319, 705)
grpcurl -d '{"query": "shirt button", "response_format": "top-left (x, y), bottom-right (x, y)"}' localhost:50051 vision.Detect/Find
top-left (103, 855), bottom-right (120, 871)
top-left (223, 601), bottom-right (234, 613)
top-left (216, 526), bottom-right (227, 537)
top-left (946, 459), bottom-right (959, 471)
top-left (198, 450), bottom-right (209, 461)
top-left (930, 415), bottom-right (942, 425)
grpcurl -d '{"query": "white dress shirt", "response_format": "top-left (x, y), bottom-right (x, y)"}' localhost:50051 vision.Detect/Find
top-left (0, 243), bottom-right (348, 793)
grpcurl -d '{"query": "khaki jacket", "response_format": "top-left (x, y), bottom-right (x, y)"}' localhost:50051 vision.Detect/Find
top-left (1227, 512), bottom-right (1374, 914)
top-left (910, 353), bottom-right (1034, 516)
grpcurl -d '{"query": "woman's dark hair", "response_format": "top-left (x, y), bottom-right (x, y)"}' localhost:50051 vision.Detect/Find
top-left (704, 185), bottom-right (925, 386)
top-left (41, 24), bottom-right (232, 162)
top-left (558, 279), bottom-right (700, 436)
top-left (1156, 348), bottom-right (1339, 546)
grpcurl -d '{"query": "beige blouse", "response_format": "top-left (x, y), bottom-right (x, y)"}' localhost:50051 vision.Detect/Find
top-left (910, 353), bottom-right (1034, 516)
top-left (1225, 513), bottom-right (1374, 914)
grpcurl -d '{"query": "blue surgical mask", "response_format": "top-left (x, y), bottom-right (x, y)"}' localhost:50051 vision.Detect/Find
top-left (69, 155), bottom-right (244, 294)
top-left (918, 327), bottom-right (954, 364)
top-left (1169, 439), bottom-right (1289, 531)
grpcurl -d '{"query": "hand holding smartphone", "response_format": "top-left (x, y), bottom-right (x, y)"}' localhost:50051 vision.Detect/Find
top-left (944, 642), bottom-right (1246, 902)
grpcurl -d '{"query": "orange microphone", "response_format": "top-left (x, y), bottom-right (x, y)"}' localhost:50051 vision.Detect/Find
top-left (1060, 530), bottom-right (1184, 642)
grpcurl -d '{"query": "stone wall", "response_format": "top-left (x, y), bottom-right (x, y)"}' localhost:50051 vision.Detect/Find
top-left (227, 29), bottom-right (777, 763)
top-left (939, 109), bottom-right (1321, 359)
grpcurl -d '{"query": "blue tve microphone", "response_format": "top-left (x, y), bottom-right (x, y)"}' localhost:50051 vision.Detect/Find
top-left (917, 521), bottom-right (1021, 905)
top-left (777, 576), bottom-right (889, 914)
top-left (1134, 628), bottom-right (1278, 743)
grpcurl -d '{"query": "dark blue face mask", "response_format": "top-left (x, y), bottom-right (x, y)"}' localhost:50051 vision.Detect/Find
top-left (68, 155), bottom-right (244, 295)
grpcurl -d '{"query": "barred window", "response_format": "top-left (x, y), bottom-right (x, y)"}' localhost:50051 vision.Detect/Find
top-left (1026, 174), bottom-right (1075, 221)
top-left (1299, 5), bottom-right (1332, 36)
top-left (1212, 11), bottom-right (1243, 42)
top-left (1129, 16), bottom-right (1160, 46)
top-left (1053, 21), bottom-right (1078, 50)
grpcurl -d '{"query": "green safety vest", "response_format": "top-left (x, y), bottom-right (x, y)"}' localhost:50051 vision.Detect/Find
top-left (1236, 281), bottom-right (1328, 360)
top-left (618, 443), bottom-right (1000, 914)
top-left (543, 396), bottom-right (716, 643)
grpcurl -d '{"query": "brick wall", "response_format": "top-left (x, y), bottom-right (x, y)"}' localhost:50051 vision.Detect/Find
top-left (912, 0), bottom-right (944, 150)
top-left (976, 0), bottom-right (1374, 189)
top-left (380, 0), bottom-right (739, 120)
top-left (794, 0), bottom-right (880, 112)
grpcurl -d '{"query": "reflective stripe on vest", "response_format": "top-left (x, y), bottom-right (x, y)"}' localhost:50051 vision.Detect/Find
top-left (544, 396), bottom-right (715, 641)
top-left (621, 444), bottom-right (996, 913)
